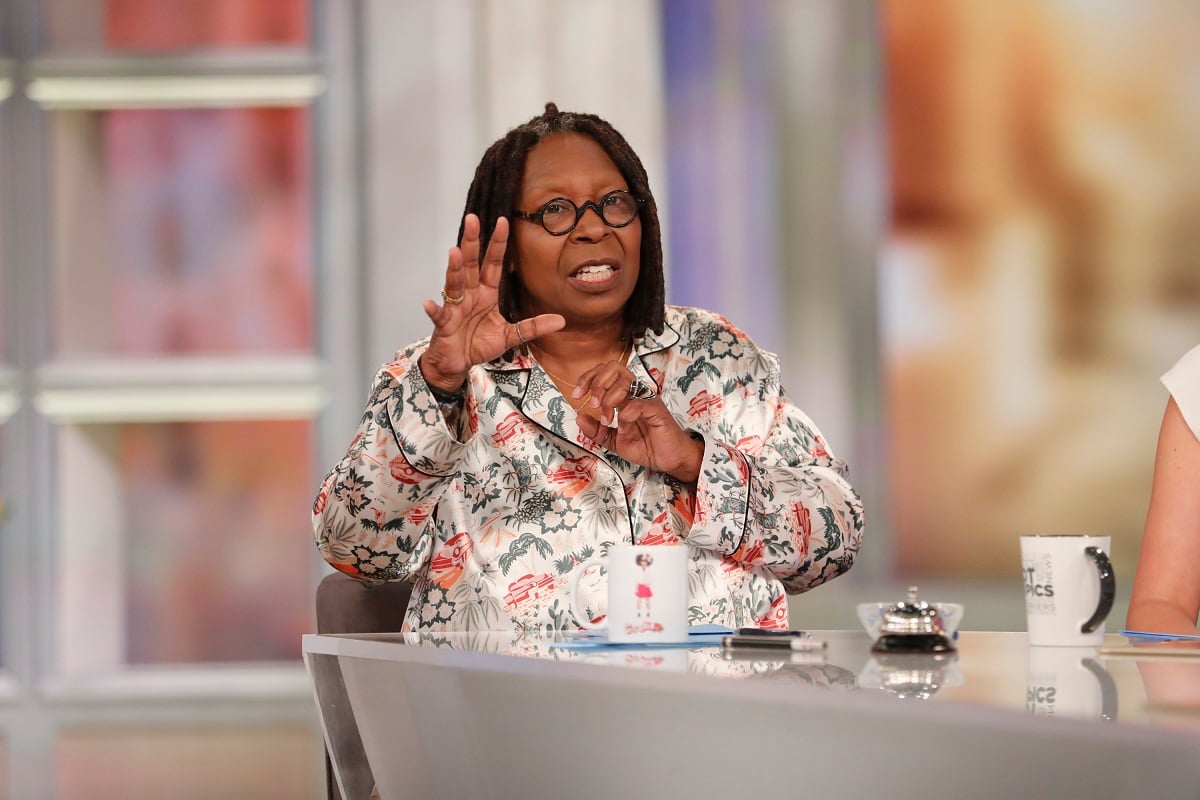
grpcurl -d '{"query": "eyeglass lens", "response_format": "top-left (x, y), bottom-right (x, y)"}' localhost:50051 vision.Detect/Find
top-left (540, 191), bottom-right (639, 234)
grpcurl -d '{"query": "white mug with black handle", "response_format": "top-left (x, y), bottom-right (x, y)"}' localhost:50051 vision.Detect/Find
top-left (1020, 534), bottom-right (1116, 647)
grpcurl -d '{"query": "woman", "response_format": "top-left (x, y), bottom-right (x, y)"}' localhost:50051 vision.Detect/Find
top-left (312, 103), bottom-right (864, 632)
top-left (1127, 343), bottom-right (1200, 635)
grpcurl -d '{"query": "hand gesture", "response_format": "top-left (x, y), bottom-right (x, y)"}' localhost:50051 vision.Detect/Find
top-left (420, 214), bottom-right (564, 391)
top-left (573, 365), bottom-right (704, 483)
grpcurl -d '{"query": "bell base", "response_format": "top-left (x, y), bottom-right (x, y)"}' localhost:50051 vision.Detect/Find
top-left (871, 633), bottom-right (956, 654)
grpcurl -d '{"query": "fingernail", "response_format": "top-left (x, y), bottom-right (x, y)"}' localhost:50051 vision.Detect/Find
top-left (572, 387), bottom-right (583, 399)
top-left (591, 396), bottom-right (600, 408)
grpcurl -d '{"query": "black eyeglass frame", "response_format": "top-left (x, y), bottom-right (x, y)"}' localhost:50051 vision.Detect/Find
top-left (513, 190), bottom-right (646, 236)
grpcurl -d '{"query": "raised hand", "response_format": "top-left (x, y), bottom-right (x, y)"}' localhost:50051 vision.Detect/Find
top-left (420, 214), bottom-right (564, 392)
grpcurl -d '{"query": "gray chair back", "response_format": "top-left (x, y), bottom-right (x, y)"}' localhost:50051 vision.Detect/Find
top-left (315, 573), bottom-right (412, 800)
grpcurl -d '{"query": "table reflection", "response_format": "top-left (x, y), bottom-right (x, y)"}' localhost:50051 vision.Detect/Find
top-left (1134, 653), bottom-right (1200, 732)
top-left (1026, 646), bottom-right (1118, 721)
top-left (1138, 659), bottom-right (1200, 706)
top-left (306, 630), bottom-right (1200, 800)
top-left (322, 629), bottom-right (1200, 727)
top-left (397, 629), bottom-right (861, 686)
top-left (859, 652), bottom-right (964, 700)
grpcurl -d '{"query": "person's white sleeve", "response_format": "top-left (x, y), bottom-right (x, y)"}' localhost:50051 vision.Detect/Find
top-left (1163, 343), bottom-right (1200, 440)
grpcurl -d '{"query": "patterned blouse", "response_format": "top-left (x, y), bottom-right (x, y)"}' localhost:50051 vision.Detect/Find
top-left (312, 305), bottom-right (864, 632)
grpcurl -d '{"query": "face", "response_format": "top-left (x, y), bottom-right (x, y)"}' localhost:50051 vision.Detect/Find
top-left (512, 133), bottom-right (642, 327)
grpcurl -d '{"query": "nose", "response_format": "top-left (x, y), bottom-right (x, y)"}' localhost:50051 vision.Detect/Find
top-left (570, 201), bottom-right (608, 240)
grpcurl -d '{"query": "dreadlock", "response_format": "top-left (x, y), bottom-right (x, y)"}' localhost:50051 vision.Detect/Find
top-left (458, 102), bottom-right (666, 338)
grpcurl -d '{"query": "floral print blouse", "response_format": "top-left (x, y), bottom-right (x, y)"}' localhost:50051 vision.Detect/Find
top-left (312, 305), bottom-right (864, 632)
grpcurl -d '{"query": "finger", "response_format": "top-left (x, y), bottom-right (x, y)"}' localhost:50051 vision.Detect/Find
top-left (612, 400), bottom-right (645, 429)
top-left (594, 424), bottom-right (616, 449)
top-left (577, 414), bottom-right (602, 442)
top-left (423, 298), bottom-right (458, 336)
top-left (442, 245), bottom-right (466, 301)
top-left (520, 313), bottom-right (565, 342)
top-left (591, 368), bottom-right (639, 420)
top-left (479, 217), bottom-right (509, 290)
top-left (597, 387), bottom-right (623, 426)
top-left (571, 362), bottom-right (611, 401)
top-left (422, 298), bottom-right (442, 324)
top-left (510, 313), bottom-right (566, 351)
top-left (598, 372), bottom-right (635, 414)
top-left (577, 413), bottom-right (617, 448)
top-left (615, 401), bottom-right (677, 442)
top-left (600, 408), bottom-right (620, 427)
top-left (458, 214), bottom-right (481, 277)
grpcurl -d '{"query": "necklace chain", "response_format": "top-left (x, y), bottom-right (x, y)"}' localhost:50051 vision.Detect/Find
top-left (531, 341), bottom-right (632, 395)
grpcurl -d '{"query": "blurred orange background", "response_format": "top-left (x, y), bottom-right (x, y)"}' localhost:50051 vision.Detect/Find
top-left (882, 0), bottom-right (1200, 579)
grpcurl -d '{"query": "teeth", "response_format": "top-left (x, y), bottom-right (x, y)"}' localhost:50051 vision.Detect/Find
top-left (575, 264), bottom-right (614, 282)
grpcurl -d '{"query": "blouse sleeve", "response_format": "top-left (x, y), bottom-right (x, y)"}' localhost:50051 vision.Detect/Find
top-left (1163, 343), bottom-right (1200, 440)
top-left (311, 341), bottom-right (474, 584)
top-left (681, 333), bottom-right (865, 594)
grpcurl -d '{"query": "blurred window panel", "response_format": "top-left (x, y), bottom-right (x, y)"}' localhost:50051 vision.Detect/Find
top-left (0, 110), bottom-right (5, 360)
top-left (57, 726), bottom-right (317, 799)
top-left (0, 425), bottom-right (5, 668)
top-left (50, 107), bottom-right (313, 356)
top-left (0, 242), bottom-right (5, 356)
top-left (55, 420), bottom-right (314, 669)
top-left (44, 0), bottom-right (309, 51)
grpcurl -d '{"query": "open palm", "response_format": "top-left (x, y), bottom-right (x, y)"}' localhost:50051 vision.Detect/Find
top-left (420, 215), bottom-right (563, 389)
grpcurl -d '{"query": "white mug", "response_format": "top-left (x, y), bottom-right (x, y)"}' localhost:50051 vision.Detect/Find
top-left (1020, 534), bottom-right (1115, 647)
top-left (567, 545), bottom-right (688, 643)
top-left (1026, 646), bottom-right (1118, 720)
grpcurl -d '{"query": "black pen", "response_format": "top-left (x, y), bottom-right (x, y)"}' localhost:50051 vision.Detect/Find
top-left (722, 633), bottom-right (827, 652)
top-left (736, 627), bottom-right (810, 638)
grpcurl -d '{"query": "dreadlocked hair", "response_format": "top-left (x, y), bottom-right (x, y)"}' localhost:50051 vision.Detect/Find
top-left (457, 101), bottom-right (666, 338)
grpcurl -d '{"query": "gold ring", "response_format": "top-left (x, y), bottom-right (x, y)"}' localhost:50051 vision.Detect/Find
top-left (441, 290), bottom-right (465, 305)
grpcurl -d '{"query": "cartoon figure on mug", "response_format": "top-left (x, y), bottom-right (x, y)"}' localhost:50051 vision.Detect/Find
top-left (635, 553), bottom-right (654, 618)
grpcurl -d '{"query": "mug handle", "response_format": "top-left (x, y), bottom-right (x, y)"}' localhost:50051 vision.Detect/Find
top-left (567, 557), bottom-right (607, 631)
top-left (1081, 658), bottom-right (1119, 722)
top-left (1081, 546), bottom-right (1116, 634)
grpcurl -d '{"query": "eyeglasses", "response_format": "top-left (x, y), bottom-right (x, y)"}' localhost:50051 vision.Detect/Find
top-left (514, 190), bottom-right (644, 236)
